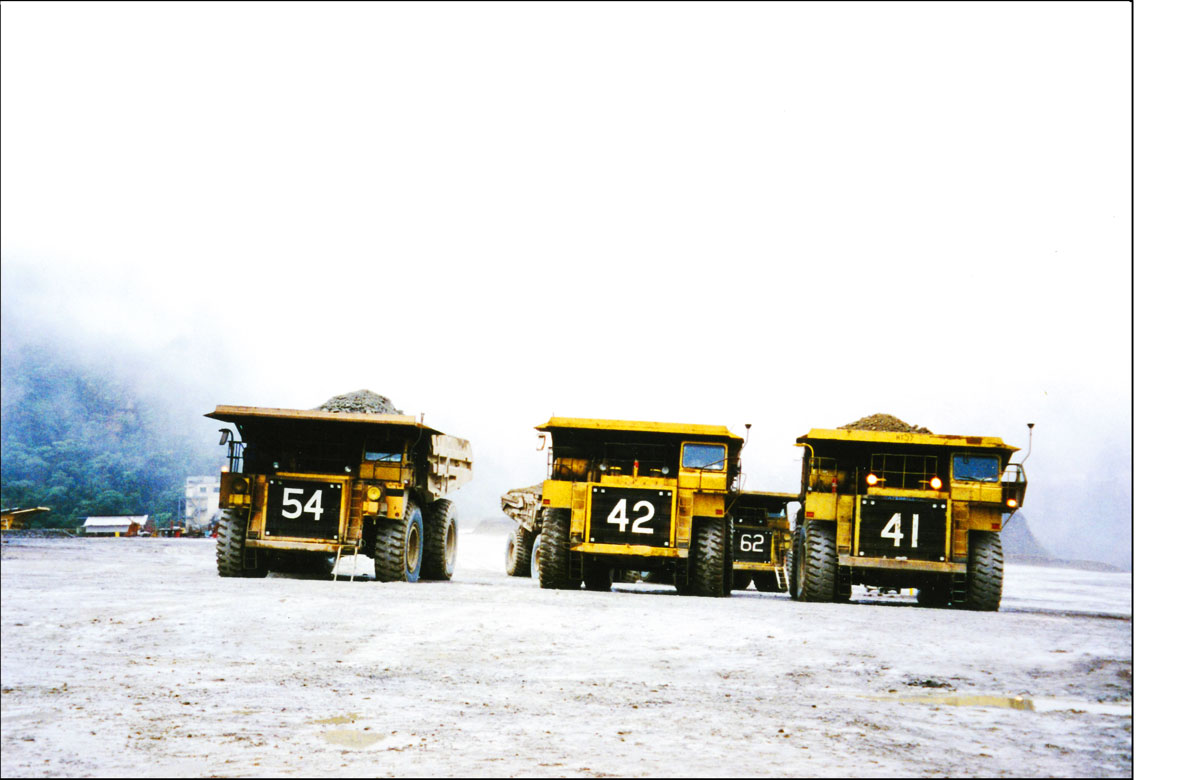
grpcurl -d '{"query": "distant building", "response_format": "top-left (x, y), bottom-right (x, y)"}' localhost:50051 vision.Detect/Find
top-left (83, 515), bottom-right (148, 536)
top-left (184, 475), bottom-right (220, 532)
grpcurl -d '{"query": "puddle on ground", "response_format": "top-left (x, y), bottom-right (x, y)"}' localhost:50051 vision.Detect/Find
top-left (1034, 698), bottom-right (1131, 716)
top-left (310, 713), bottom-right (359, 725)
top-left (868, 693), bottom-right (1035, 710)
top-left (867, 693), bottom-right (1132, 715)
top-left (321, 729), bottom-right (386, 749)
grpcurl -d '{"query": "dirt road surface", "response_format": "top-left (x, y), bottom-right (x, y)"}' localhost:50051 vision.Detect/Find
top-left (1, 532), bottom-right (1131, 777)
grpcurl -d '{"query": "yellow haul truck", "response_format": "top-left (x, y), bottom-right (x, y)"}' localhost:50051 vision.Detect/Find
top-left (533, 417), bottom-right (744, 596)
top-left (206, 405), bottom-right (472, 581)
top-left (790, 428), bottom-right (1027, 610)
top-left (730, 491), bottom-right (798, 593)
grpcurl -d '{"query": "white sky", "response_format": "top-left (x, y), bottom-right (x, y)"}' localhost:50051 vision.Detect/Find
top-left (2, 1), bottom-right (1134, 565)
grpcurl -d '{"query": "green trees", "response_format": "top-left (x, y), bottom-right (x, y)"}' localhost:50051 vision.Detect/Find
top-left (1, 344), bottom-right (218, 530)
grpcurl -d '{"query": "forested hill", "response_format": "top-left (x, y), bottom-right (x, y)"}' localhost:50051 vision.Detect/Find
top-left (1, 339), bottom-right (221, 529)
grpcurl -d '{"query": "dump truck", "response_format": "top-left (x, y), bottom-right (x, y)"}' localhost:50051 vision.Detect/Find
top-left (790, 427), bottom-right (1028, 610)
top-left (206, 404), bottom-right (472, 581)
top-left (529, 417), bottom-right (745, 596)
top-left (501, 484), bottom-right (543, 577)
top-left (729, 491), bottom-right (798, 593)
top-left (1, 507), bottom-right (51, 531)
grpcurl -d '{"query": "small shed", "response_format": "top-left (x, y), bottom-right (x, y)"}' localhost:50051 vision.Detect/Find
top-left (83, 515), bottom-right (149, 537)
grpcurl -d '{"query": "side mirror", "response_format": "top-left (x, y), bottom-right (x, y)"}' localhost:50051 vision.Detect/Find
top-left (219, 428), bottom-right (231, 446)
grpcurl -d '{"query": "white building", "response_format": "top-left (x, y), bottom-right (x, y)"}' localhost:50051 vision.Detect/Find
top-left (83, 515), bottom-right (148, 536)
top-left (184, 476), bottom-right (220, 531)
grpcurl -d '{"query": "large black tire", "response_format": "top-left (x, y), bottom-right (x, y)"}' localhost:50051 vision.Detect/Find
top-left (421, 499), bottom-right (458, 581)
top-left (798, 521), bottom-right (838, 602)
top-left (961, 532), bottom-right (1004, 611)
top-left (723, 517), bottom-right (735, 596)
top-left (752, 572), bottom-right (782, 593)
top-left (690, 517), bottom-right (728, 598)
top-left (530, 533), bottom-right (543, 580)
top-left (216, 509), bottom-right (266, 578)
top-left (788, 528), bottom-right (803, 600)
top-left (538, 508), bottom-right (578, 590)
top-left (375, 499), bottom-right (423, 583)
top-left (673, 565), bottom-right (691, 595)
top-left (505, 526), bottom-right (534, 577)
top-left (583, 560), bottom-right (613, 592)
top-left (732, 571), bottom-right (753, 590)
top-left (834, 565), bottom-right (852, 603)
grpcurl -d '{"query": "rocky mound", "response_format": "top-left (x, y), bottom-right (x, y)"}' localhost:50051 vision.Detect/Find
top-left (314, 390), bottom-right (401, 415)
top-left (1000, 512), bottom-right (1052, 558)
top-left (839, 413), bottom-right (931, 434)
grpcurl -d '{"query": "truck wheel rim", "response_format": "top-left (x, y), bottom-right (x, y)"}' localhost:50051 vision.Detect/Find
top-left (406, 524), bottom-right (420, 573)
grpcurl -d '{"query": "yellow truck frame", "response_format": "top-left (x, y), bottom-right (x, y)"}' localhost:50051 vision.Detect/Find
top-left (1, 507), bottom-right (51, 531)
top-left (206, 405), bottom-right (471, 582)
top-left (791, 428), bottom-right (1027, 610)
top-left (534, 417), bottom-right (744, 597)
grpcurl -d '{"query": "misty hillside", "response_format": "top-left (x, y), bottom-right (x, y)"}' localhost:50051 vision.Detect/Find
top-left (0, 339), bottom-right (220, 529)
top-left (1001, 512), bottom-right (1052, 558)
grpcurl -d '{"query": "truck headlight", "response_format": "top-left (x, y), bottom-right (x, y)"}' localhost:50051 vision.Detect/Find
top-left (929, 476), bottom-right (943, 490)
top-left (230, 477), bottom-right (250, 494)
top-left (366, 485), bottom-right (383, 501)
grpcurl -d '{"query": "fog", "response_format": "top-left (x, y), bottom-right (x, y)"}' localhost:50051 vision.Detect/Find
top-left (2, 4), bottom-right (1131, 567)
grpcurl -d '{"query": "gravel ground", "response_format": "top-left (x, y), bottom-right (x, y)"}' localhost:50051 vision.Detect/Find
top-left (1, 533), bottom-right (1131, 777)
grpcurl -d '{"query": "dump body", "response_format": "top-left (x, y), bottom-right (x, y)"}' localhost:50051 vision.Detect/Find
top-left (500, 484), bottom-right (543, 535)
top-left (793, 427), bottom-right (1026, 609)
top-left (206, 405), bottom-right (471, 580)
top-left (533, 417), bottom-right (744, 595)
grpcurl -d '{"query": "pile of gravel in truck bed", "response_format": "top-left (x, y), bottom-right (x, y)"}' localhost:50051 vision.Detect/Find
top-left (314, 390), bottom-right (401, 415)
top-left (839, 413), bottom-right (932, 434)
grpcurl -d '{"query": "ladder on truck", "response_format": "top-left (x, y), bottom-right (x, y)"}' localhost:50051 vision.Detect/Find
top-left (332, 544), bottom-right (360, 581)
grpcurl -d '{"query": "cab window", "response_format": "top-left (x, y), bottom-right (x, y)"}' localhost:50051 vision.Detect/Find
top-left (364, 444), bottom-right (405, 462)
top-left (682, 443), bottom-right (726, 471)
top-left (952, 454), bottom-right (1000, 483)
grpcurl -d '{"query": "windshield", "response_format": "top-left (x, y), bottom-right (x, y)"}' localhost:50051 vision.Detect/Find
top-left (952, 454), bottom-right (1000, 483)
top-left (682, 443), bottom-right (726, 471)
